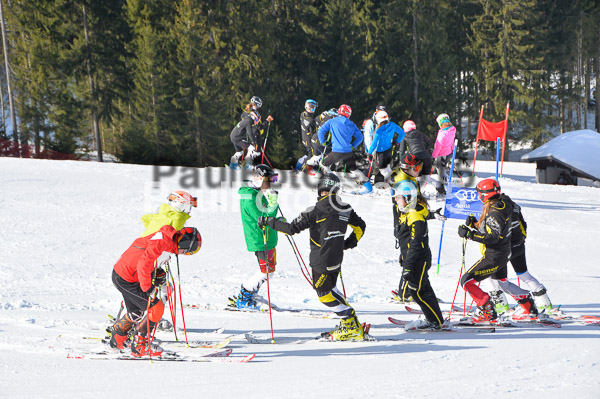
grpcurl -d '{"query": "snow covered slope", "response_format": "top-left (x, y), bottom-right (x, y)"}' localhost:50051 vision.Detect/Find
top-left (0, 157), bottom-right (599, 398)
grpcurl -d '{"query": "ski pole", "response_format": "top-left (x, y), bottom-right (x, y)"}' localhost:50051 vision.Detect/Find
top-left (262, 228), bottom-right (276, 344)
top-left (261, 121), bottom-right (271, 164)
top-left (435, 139), bottom-right (459, 274)
top-left (448, 238), bottom-right (466, 319)
top-left (339, 270), bottom-right (347, 298)
top-left (277, 206), bottom-right (312, 285)
top-left (175, 255), bottom-right (189, 344)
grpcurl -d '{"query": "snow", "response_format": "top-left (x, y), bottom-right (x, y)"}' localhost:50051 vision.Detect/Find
top-left (521, 129), bottom-right (600, 181)
top-left (1, 157), bottom-right (599, 398)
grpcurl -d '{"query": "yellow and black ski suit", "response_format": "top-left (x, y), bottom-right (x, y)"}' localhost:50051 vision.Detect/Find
top-left (396, 203), bottom-right (444, 327)
top-left (267, 193), bottom-right (365, 317)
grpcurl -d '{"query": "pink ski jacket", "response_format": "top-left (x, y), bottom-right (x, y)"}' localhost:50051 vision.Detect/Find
top-left (432, 126), bottom-right (456, 158)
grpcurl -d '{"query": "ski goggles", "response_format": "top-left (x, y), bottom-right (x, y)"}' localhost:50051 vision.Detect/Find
top-left (269, 174), bottom-right (279, 183)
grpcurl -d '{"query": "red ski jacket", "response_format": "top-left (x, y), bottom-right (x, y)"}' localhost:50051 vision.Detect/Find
top-left (114, 225), bottom-right (178, 292)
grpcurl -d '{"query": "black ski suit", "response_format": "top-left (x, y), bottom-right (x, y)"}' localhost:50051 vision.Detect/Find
top-left (265, 193), bottom-right (366, 317)
top-left (461, 194), bottom-right (514, 287)
top-left (398, 129), bottom-right (433, 175)
top-left (396, 203), bottom-right (444, 327)
top-left (300, 110), bottom-right (319, 156)
top-left (230, 113), bottom-right (259, 151)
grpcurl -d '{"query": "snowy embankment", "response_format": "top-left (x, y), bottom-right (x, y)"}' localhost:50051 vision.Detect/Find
top-left (0, 157), bottom-right (599, 398)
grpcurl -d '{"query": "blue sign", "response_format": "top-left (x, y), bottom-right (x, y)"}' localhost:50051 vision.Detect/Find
top-left (443, 186), bottom-right (483, 220)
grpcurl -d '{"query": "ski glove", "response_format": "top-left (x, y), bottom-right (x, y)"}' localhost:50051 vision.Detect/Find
top-left (264, 189), bottom-right (278, 208)
top-left (432, 208), bottom-right (447, 221)
top-left (257, 216), bottom-right (275, 228)
top-left (344, 235), bottom-right (358, 250)
top-left (465, 214), bottom-right (477, 227)
top-left (458, 224), bottom-right (474, 239)
top-left (152, 268), bottom-right (167, 287)
top-left (266, 115), bottom-right (274, 123)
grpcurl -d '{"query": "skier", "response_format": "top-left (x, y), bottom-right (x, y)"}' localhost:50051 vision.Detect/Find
top-left (391, 179), bottom-right (445, 330)
top-left (229, 96), bottom-right (274, 170)
top-left (141, 190), bottom-right (197, 237)
top-left (297, 99), bottom-right (322, 173)
top-left (457, 179), bottom-right (538, 322)
top-left (317, 104), bottom-right (369, 192)
top-left (390, 154), bottom-right (444, 302)
top-left (363, 104), bottom-right (387, 159)
top-left (398, 120), bottom-right (434, 190)
top-left (109, 225), bottom-right (202, 356)
top-left (486, 196), bottom-right (554, 315)
top-left (228, 164), bottom-right (280, 310)
top-left (430, 114), bottom-right (456, 195)
top-left (257, 173), bottom-right (367, 340)
top-left (366, 110), bottom-right (405, 184)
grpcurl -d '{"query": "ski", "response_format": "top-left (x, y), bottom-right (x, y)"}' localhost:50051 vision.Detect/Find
top-left (245, 331), bottom-right (377, 344)
top-left (456, 316), bottom-right (561, 328)
top-left (405, 305), bottom-right (462, 315)
top-left (68, 347), bottom-right (255, 363)
top-left (388, 317), bottom-right (495, 333)
top-left (156, 336), bottom-right (232, 349)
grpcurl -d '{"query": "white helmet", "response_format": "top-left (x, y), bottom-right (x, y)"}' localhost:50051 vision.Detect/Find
top-left (167, 190), bottom-right (197, 214)
top-left (375, 110), bottom-right (389, 124)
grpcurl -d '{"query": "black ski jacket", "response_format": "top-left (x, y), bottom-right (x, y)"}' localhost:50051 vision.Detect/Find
top-left (470, 193), bottom-right (513, 258)
top-left (396, 203), bottom-right (431, 272)
top-left (300, 111), bottom-right (317, 146)
top-left (231, 113), bottom-right (259, 146)
top-left (398, 129), bottom-right (433, 162)
top-left (269, 193), bottom-right (366, 274)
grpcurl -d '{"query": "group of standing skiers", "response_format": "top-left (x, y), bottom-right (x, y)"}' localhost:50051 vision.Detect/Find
top-left (107, 97), bottom-right (556, 357)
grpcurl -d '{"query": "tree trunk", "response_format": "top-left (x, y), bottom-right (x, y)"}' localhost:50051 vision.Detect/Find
top-left (0, 0), bottom-right (18, 156)
top-left (83, 5), bottom-right (103, 162)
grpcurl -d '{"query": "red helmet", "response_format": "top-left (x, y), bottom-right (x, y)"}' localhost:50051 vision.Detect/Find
top-left (476, 179), bottom-right (501, 202)
top-left (178, 227), bottom-right (202, 255)
top-left (403, 120), bottom-right (416, 132)
top-left (338, 104), bottom-right (352, 118)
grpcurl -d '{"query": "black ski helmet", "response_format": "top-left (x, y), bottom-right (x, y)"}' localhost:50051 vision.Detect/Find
top-left (317, 173), bottom-right (340, 195)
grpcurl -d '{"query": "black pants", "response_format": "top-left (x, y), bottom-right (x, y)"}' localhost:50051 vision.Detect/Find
top-left (460, 254), bottom-right (509, 286)
top-left (401, 254), bottom-right (444, 326)
top-left (112, 270), bottom-right (159, 319)
top-left (510, 242), bottom-right (528, 274)
top-left (322, 151), bottom-right (357, 171)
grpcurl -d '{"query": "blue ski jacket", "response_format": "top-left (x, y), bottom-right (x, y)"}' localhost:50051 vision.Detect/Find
top-left (368, 122), bottom-right (405, 155)
top-left (318, 116), bottom-right (363, 153)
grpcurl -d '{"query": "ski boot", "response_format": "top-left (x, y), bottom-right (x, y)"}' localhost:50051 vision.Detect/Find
top-left (130, 333), bottom-right (163, 357)
top-left (229, 162), bottom-right (240, 170)
top-left (229, 286), bottom-right (260, 311)
top-left (490, 290), bottom-right (510, 315)
top-left (328, 316), bottom-right (365, 341)
top-left (109, 313), bottom-right (135, 350)
top-left (404, 319), bottom-right (441, 331)
top-left (513, 295), bottom-right (539, 320)
top-left (472, 299), bottom-right (498, 323)
top-left (532, 288), bottom-right (554, 314)
top-left (356, 181), bottom-right (373, 195)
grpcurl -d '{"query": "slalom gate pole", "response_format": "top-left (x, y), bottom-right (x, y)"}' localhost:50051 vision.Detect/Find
top-left (261, 121), bottom-right (271, 164)
top-left (435, 140), bottom-right (458, 274)
top-left (262, 228), bottom-right (275, 344)
top-left (175, 256), bottom-right (189, 344)
top-left (448, 238), bottom-right (466, 320)
top-left (495, 137), bottom-right (500, 180)
top-left (262, 152), bottom-right (274, 169)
